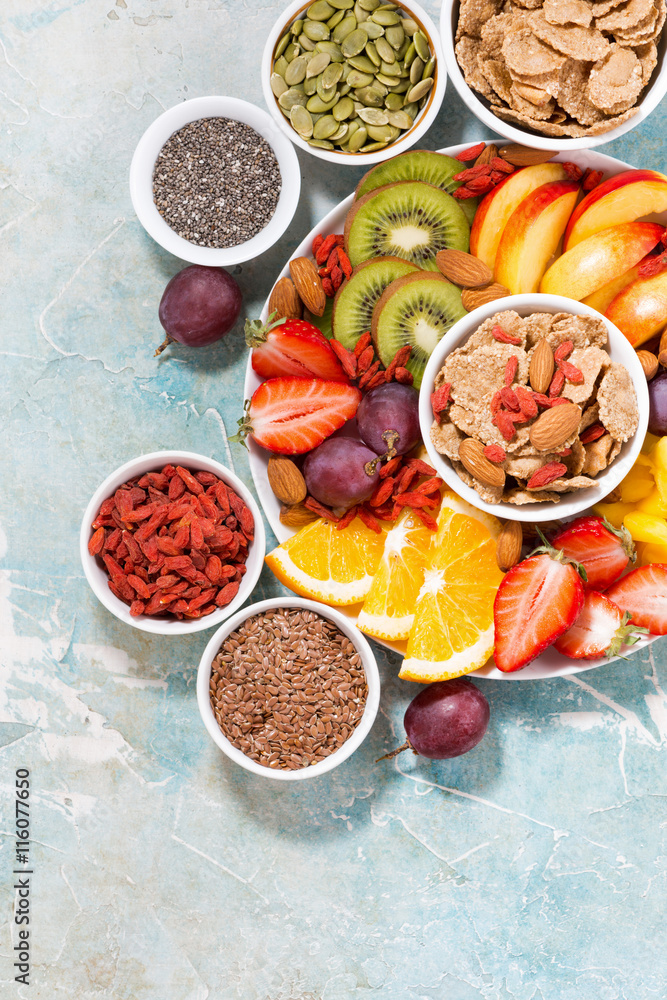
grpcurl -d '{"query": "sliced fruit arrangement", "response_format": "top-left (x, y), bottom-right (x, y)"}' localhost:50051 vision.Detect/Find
top-left (554, 591), bottom-right (646, 660)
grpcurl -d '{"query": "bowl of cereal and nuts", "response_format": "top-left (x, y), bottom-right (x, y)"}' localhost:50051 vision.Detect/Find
top-left (262, 0), bottom-right (446, 164)
top-left (197, 597), bottom-right (381, 780)
top-left (419, 294), bottom-right (649, 521)
top-left (440, 0), bottom-right (667, 148)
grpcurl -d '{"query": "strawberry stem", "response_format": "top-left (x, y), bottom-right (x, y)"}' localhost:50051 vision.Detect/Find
top-left (606, 612), bottom-right (649, 659)
top-left (599, 517), bottom-right (637, 564)
top-left (229, 399), bottom-right (252, 448)
top-left (244, 310), bottom-right (286, 348)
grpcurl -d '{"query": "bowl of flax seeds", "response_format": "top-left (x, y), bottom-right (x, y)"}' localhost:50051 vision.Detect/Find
top-left (197, 597), bottom-right (380, 780)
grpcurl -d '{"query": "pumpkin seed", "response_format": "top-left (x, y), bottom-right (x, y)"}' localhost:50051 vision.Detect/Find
top-left (379, 59), bottom-right (400, 77)
top-left (384, 92), bottom-right (403, 110)
top-left (375, 36), bottom-right (395, 63)
top-left (347, 125), bottom-right (368, 150)
top-left (279, 88), bottom-right (309, 110)
top-left (365, 40), bottom-right (381, 66)
top-left (355, 84), bottom-right (384, 106)
top-left (274, 54), bottom-right (289, 76)
top-left (413, 30), bottom-right (430, 62)
top-left (275, 32), bottom-right (290, 58)
top-left (345, 119), bottom-right (361, 137)
top-left (270, 73), bottom-right (288, 97)
top-left (422, 56), bottom-right (435, 80)
top-left (313, 114), bottom-right (339, 139)
top-left (372, 9), bottom-right (399, 25)
top-left (307, 0), bottom-right (335, 19)
top-left (291, 19), bottom-right (304, 36)
top-left (341, 27), bottom-right (369, 57)
top-left (340, 59), bottom-right (352, 80)
top-left (409, 56), bottom-right (424, 85)
top-left (332, 15), bottom-right (356, 42)
top-left (316, 76), bottom-right (336, 102)
top-left (403, 40), bottom-right (416, 68)
top-left (365, 123), bottom-right (393, 142)
top-left (396, 38), bottom-right (410, 60)
top-left (285, 55), bottom-right (309, 85)
top-left (387, 78), bottom-right (410, 93)
top-left (307, 51), bottom-right (330, 77)
top-left (316, 40), bottom-right (344, 60)
top-left (305, 19), bottom-right (331, 40)
top-left (329, 0), bottom-right (354, 7)
top-left (339, 81), bottom-right (351, 95)
top-left (298, 33), bottom-right (317, 51)
top-left (402, 18), bottom-right (418, 35)
top-left (322, 61), bottom-right (343, 88)
top-left (359, 0), bottom-right (380, 8)
top-left (284, 41), bottom-right (300, 61)
top-left (354, 3), bottom-right (369, 22)
top-left (290, 104), bottom-right (314, 137)
top-left (308, 138), bottom-right (334, 149)
top-left (330, 122), bottom-right (349, 141)
top-left (402, 101), bottom-right (418, 119)
top-left (348, 53), bottom-right (376, 73)
top-left (387, 109), bottom-right (412, 129)
top-left (347, 68), bottom-right (375, 88)
top-left (406, 77), bottom-right (433, 103)
top-left (306, 92), bottom-right (339, 112)
top-left (327, 9), bottom-right (345, 28)
top-left (357, 106), bottom-right (389, 125)
top-left (385, 23), bottom-right (404, 49)
top-left (304, 75), bottom-right (318, 95)
top-left (375, 72), bottom-right (399, 87)
top-left (362, 19), bottom-right (384, 38)
top-left (333, 95), bottom-right (355, 119)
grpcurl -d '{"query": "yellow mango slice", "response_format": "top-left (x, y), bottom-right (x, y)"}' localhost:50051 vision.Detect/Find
top-left (636, 487), bottom-right (667, 518)
top-left (623, 511), bottom-right (667, 546)
top-left (593, 501), bottom-right (636, 528)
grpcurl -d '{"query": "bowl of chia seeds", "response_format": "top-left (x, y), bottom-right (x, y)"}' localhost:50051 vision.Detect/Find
top-left (262, 0), bottom-right (446, 165)
top-left (197, 597), bottom-right (381, 780)
top-left (129, 96), bottom-right (301, 265)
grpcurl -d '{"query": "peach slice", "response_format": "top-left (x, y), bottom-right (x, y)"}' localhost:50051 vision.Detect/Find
top-left (494, 180), bottom-right (580, 295)
top-left (469, 162), bottom-right (568, 271)
top-left (540, 222), bottom-right (664, 301)
top-left (606, 269), bottom-right (667, 347)
top-left (581, 260), bottom-right (646, 314)
top-left (563, 170), bottom-right (667, 251)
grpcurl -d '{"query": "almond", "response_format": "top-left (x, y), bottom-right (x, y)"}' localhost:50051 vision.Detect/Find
top-left (435, 249), bottom-right (493, 288)
top-left (529, 402), bottom-right (582, 451)
top-left (461, 283), bottom-right (510, 311)
top-left (498, 144), bottom-right (557, 166)
top-left (529, 339), bottom-right (555, 393)
top-left (474, 143), bottom-right (498, 166)
top-left (496, 520), bottom-right (523, 572)
top-left (289, 257), bottom-right (326, 317)
top-left (637, 349), bottom-right (658, 380)
top-left (279, 502), bottom-right (319, 528)
top-left (459, 438), bottom-right (506, 489)
top-left (268, 276), bottom-right (303, 320)
top-left (268, 455), bottom-right (307, 506)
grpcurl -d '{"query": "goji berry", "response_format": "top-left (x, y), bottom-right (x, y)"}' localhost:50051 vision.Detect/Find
top-left (558, 448), bottom-right (572, 456)
top-left (554, 340), bottom-right (574, 362)
top-left (500, 386), bottom-right (520, 412)
top-left (431, 382), bottom-right (451, 419)
top-left (329, 339), bottom-right (357, 378)
top-left (354, 332), bottom-right (372, 357)
top-left (358, 359), bottom-right (382, 389)
top-left (452, 186), bottom-right (478, 199)
top-left (366, 371), bottom-right (387, 390)
top-left (453, 164), bottom-right (491, 182)
top-left (558, 359), bottom-right (584, 383)
top-left (483, 444), bottom-right (506, 463)
top-left (396, 467), bottom-right (418, 494)
top-left (379, 456), bottom-right (403, 479)
top-left (490, 390), bottom-right (503, 415)
top-left (455, 142), bottom-right (486, 162)
top-left (514, 385), bottom-right (538, 419)
top-left (394, 491), bottom-right (439, 510)
top-left (331, 264), bottom-right (344, 291)
top-left (494, 411), bottom-right (517, 441)
top-left (357, 344), bottom-right (375, 374)
top-left (489, 157), bottom-right (514, 174)
top-left (304, 496), bottom-right (339, 522)
top-left (549, 369), bottom-right (565, 397)
top-left (580, 422), bottom-right (606, 443)
top-left (466, 175), bottom-right (495, 195)
top-left (322, 276), bottom-right (335, 297)
top-left (315, 234), bottom-right (337, 265)
top-left (562, 161), bottom-right (583, 181)
top-left (504, 355), bottom-right (518, 386)
top-left (358, 507), bottom-right (382, 533)
top-left (582, 169), bottom-right (603, 191)
top-left (526, 462), bottom-right (568, 488)
top-left (406, 458), bottom-right (437, 476)
top-left (394, 367), bottom-right (413, 385)
top-left (492, 325), bottom-right (522, 345)
top-left (412, 508), bottom-right (439, 531)
top-left (370, 479), bottom-right (394, 507)
top-left (312, 234), bottom-right (325, 256)
top-left (337, 248), bottom-right (353, 279)
top-left (168, 474), bottom-right (184, 500)
top-left (336, 506), bottom-right (358, 530)
top-left (88, 526), bottom-right (105, 556)
top-left (638, 253), bottom-right (667, 278)
top-left (385, 344), bottom-right (412, 381)
top-left (416, 477), bottom-right (443, 494)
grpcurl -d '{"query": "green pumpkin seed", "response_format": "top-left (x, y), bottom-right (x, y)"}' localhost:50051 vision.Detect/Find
top-left (385, 23), bottom-right (404, 49)
top-left (341, 27), bottom-right (369, 57)
top-left (333, 95), bottom-right (355, 119)
top-left (359, 0), bottom-right (380, 8)
top-left (339, 81), bottom-right (351, 95)
top-left (340, 59), bottom-right (352, 80)
top-left (362, 19), bottom-right (384, 38)
top-left (332, 15), bottom-right (356, 42)
top-left (403, 40), bottom-right (416, 68)
top-left (290, 104), bottom-right (314, 137)
top-left (327, 9), bottom-right (345, 27)
top-left (374, 72), bottom-right (397, 87)
top-left (387, 109), bottom-right (413, 129)
top-left (365, 40), bottom-right (381, 66)
top-left (316, 78), bottom-right (336, 103)
top-left (422, 56), bottom-right (435, 80)
top-left (355, 84), bottom-right (385, 106)
top-left (306, 92), bottom-right (339, 112)
top-left (375, 36), bottom-right (395, 63)
top-left (307, 51), bottom-right (330, 77)
top-left (308, 138), bottom-right (334, 149)
top-left (322, 61), bottom-right (343, 88)
top-left (270, 73), bottom-right (288, 97)
top-left (316, 40), bottom-right (344, 60)
top-left (384, 92), bottom-right (403, 110)
top-left (413, 30), bottom-right (430, 62)
top-left (402, 18), bottom-right (418, 36)
top-left (279, 88), bottom-right (309, 110)
top-left (386, 78), bottom-right (410, 92)
top-left (330, 122), bottom-right (349, 141)
top-left (379, 59), bottom-right (400, 77)
top-left (367, 122), bottom-right (400, 141)
top-left (313, 114), bottom-right (339, 139)
top-left (347, 68), bottom-right (375, 88)
top-left (275, 32), bottom-right (290, 58)
top-left (291, 19), bottom-right (304, 36)
top-left (329, 0), bottom-right (354, 7)
top-left (406, 77), bottom-right (433, 103)
top-left (305, 75), bottom-right (319, 94)
top-left (347, 125), bottom-right (368, 150)
top-left (371, 9), bottom-right (399, 25)
top-left (274, 54), bottom-right (289, 76)
top-left (409, 56), bottom-right (424, 85)
top-left (357, 106), bottom-right (389, 125)
top-left (284, 41), bottom-right (300, 61)
top-left (304, 19), bottom-right (330, 40)
top-left (402, 101), bottom-right (418, 119)
top-left (308, 0), bottom-right (335, 19)
top-left (345, 118), bottom-right (360, 135)
top-left (285, 55), bottom-right (309, 85)
top-left (354, 3), bottom-right (370, 22)
top-left (299, 33), bottom-right (317, 50)
top-left (348, 53), bottom-right (376, 73)
top-left (396, 38), bottom-right (410, 60)
top-left (360, 140), bottom-right (388, 152)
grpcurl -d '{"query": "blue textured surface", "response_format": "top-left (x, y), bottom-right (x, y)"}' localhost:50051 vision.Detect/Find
top-left (1, 2), bottom-right (667, 997)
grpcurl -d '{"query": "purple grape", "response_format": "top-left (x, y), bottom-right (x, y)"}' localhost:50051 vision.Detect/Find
top-left (380, 679), bottom-right (490, 762)
top-left (356, 382), bottom-right (421, 458)
top-left (648, 370), bottom-right (667, 435)
top-left (156, 265), bottom-right (242, 355)
top-left (303, 437), bottom-right (379, 508)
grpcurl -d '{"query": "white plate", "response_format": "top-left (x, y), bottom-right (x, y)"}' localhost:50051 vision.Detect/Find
top-left (245, 141), bottom-right (663, 680)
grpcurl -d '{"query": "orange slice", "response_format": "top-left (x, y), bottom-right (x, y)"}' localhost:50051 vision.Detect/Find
top-left (357, 509), bottom-right (434, 641)
top-left (264, 516), bottom-right (387, 606)
top-left (400, 493), bottom-right (503, 682)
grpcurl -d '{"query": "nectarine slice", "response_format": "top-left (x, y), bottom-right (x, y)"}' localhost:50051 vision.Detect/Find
top-left (563, 170), bottom-right (667, 251)
top-left (581, 260), bottom-right (645, 314)
top-left (606, 269), bottom-right (667, 347)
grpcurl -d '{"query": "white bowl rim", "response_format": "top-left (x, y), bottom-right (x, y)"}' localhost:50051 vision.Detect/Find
top-left (261, 0), bottom-right (447, 166)
top-left (196, 596), bottom-right (381, 781)
top-left (439, 0), bottom-right (667, 150)
top-left (80, 450), bottom-right (266, 635)
top-left (129, 95), bottom-right (301, 265)
top-left (418, 294), bottom-right (650, 522)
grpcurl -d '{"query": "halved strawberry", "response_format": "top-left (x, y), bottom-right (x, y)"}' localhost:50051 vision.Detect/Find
top-left (493, 544), bottom-right (585, 672)
top-left (233, 377), bottom-right (362, 455)
top-left (554, 591), bottom-right (646, 660)
top-left (551, 515), bottom-right (635, 591)
top-left (246, 314), bottom-right (348, 381)
top-left (605, 564), bottom-right (667, 635)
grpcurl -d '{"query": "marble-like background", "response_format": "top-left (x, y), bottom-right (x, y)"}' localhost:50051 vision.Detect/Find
top-left (1, 1), bottom-right (666, 997)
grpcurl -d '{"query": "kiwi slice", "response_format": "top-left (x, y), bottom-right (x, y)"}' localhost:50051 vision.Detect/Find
top-left (345, 181), bottom-right (470, 272)
top-left (371, 271), bottom-right (467, 389)
top-left (331, 256), bottom-right (419, 350)
top-left (355, 149), bottom-right (479, 225)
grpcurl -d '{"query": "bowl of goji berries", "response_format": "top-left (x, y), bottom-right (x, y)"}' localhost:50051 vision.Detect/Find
top-left (419, 294), bottom-right (648, 522)
top-left (80, 451), bottom-right (265, 634)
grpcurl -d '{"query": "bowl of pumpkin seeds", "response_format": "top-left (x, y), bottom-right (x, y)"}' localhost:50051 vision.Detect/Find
top-left (262, 0), bottom-right (445, 163)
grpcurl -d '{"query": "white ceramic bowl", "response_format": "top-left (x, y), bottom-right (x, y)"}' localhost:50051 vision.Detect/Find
top-left (129, 96), bottom-right (301, 265)
top-left (440, 0), bottom-right (667, 151)
top-left (197, 596), bottom-right (380, 781)
top-left (418, 294), bottom-right (649, 523)
top-left (262, 0), bottom-right (446, 166)
top-left (80, 450), bottom-right (265, 635)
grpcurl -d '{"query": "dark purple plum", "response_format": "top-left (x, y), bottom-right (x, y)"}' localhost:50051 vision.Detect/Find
top-left (156, 265), bottom-right (242, 355)
top-left (357, 382), bottom-right (421, 458)
top-left (380, 678), bottom-right (490, 761)
top-left (648, 370), bottom-right (667, 435)
top-left (303, 437), bottom-right (379, 508)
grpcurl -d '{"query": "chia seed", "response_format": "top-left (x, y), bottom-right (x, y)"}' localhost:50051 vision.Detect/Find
top-left (152, 117), bottom-right (282, 249)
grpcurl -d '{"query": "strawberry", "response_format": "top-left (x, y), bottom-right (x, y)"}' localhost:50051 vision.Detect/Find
top-left (232, 377), bottom-right (362, 455)
top-left (493, 540), bottom-right (585, 672)
top-left (245, 313), bottom-right (348, 381)
top-left (605, 564), bottom-right (667, 635)
top-left (551, 515), bottom-right (635, 591)
top-left (554, 591), bottom-right (646, 660)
